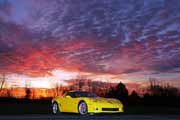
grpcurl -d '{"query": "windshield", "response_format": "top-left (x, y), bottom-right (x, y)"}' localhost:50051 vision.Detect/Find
top-left (65, 91), bottom-right (97, 98)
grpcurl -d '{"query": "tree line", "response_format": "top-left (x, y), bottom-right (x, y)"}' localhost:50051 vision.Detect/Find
top-left (106, 79), bottom-right (180, 107)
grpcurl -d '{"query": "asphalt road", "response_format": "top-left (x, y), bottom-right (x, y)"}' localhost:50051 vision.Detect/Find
top-left (0, 114), bottom-right (180, 120)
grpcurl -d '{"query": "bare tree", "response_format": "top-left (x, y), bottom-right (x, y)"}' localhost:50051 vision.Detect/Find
top-left (87, 79), bottom-right (92, 92)
top-left (25, 81), bottom-right (31, 99)
top-left (0, 73), bottom-right (6, 92)
top-left (54, 83), bottom-right (63, 96)
top-left (92, 81), bottom-right (98, 93)
top-left (76, 71), bottom-right (84, 91)
top-left (148, 78), bottom-right (178, 96)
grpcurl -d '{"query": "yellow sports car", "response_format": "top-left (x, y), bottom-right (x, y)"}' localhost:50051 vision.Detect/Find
top-left (52, 91), bottom-right (123, 115)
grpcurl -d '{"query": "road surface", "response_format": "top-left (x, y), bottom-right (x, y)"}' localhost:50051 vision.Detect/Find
top-left (0, 114), bottom-right (180, 120)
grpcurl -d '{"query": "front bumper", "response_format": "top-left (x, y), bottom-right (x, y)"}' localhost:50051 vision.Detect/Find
top-left (88, 102), bottom-right (123, 113)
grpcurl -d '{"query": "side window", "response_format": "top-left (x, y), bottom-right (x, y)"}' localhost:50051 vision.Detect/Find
top-left (64, 92), bottom-right (67, 97)
top-left (64, 92), bottom-right (70, 97)
top-left (65, 92), bottom-right (73, 97)
top-left (74, 93), bottom-right (80, 98)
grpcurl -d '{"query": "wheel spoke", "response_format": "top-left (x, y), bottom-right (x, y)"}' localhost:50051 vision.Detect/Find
top-left (79, 102), bottom-right (87, 115)
top-left (53, 103), bottom-right (58, 114)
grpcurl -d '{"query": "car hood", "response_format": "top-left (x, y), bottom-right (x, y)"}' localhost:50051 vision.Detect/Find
top-left (89, 97), bottom-right (121, 104)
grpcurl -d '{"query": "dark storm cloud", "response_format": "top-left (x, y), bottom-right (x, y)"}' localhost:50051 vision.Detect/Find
top-left (0, 0), bottom-right (12, 16)
top-left (153, 58), bottom-right (180, 72)
top-left (120, 69), bottom-right (142, 74)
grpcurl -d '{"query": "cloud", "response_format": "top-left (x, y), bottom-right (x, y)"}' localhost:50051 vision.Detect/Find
top-left (121, 69), bottom-right (142, 74)
top-left (153, 58), bottom-right (180, 72)
top-left (0, 0), bottom-right (12, 16)
top-left (0, 0), bottom-right (180, 80)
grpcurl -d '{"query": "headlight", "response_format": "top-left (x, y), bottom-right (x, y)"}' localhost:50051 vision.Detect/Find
top-left (93, 107), bottom-right (98, 110)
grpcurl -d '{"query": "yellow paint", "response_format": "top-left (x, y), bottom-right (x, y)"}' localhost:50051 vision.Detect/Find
top-left (52, 96), bottom-right (123, 114)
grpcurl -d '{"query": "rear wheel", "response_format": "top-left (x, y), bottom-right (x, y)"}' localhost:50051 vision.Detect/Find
top-left (52, 102), bottom-right (60, 114)
top-left (78, 101), bottom-right (88, 115)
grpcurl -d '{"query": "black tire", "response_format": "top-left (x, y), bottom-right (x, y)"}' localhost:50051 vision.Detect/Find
top-left (78, 101), bottom-right (88, 115)
top-left (52, 102), bottom-right (60, 115)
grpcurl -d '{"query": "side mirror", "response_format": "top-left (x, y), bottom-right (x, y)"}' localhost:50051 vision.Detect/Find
top-left (65, 95), bottom-right (71, 98)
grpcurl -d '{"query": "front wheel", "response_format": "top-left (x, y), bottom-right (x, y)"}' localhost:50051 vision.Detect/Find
top-left (78, 102), bottom-right (88, 115)
top-left (52, 102), bottom-right (60, 114)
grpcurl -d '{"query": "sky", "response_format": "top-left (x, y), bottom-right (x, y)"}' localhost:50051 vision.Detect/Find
top-left (0, 0), bottom-right (180, 90)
